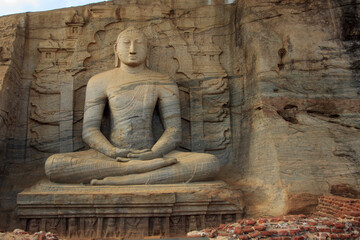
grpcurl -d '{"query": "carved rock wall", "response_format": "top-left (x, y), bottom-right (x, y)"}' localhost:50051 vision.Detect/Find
top-left (0, 0), bottom-right (359, 231)
top-left (0, 0), bottom-right (235, 231)
top-left (0, 13), bottom-right (28, 228)
top-left (225, 0), bottom-right (360, 217)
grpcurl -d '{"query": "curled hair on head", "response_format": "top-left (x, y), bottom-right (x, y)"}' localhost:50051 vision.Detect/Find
top-left (114, 26), bottom-right (148, 67)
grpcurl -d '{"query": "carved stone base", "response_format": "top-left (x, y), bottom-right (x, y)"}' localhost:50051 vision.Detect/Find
top-left (17, 180), bottom-right (244, 238)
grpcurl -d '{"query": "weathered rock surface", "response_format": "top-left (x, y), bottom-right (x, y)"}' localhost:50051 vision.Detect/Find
top-left (17, 180), bottom-right (243, 239)
top-left (0, 0), bottom-right (359, 231)
top-left (226, 0), bottom-right (360, 217)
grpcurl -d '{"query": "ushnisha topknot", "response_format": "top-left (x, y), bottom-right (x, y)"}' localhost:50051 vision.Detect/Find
top-left (114, 26), bottom-right (148, 67)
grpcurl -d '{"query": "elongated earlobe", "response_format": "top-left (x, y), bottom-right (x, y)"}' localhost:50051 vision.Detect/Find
top-left (114, 44), bottom-right (120, 67)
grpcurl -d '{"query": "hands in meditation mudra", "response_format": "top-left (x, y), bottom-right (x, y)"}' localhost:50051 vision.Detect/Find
top-left (45, 27), bottom-right (220, 185)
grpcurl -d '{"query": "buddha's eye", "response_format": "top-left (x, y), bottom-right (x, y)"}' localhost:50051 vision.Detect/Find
top-left (123, 40), bottom-right (130, 44)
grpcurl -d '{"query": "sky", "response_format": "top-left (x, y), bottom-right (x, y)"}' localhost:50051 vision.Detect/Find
top-left (0, 0), bottom-right (107, 17)
top-left (0, 0), bottom-right (236, 17)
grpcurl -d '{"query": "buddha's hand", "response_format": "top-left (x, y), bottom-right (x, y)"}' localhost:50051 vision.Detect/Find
top-left (107, 147), bottom-right (134, 159)
top-left (127, 149), bottom-right (162, 160)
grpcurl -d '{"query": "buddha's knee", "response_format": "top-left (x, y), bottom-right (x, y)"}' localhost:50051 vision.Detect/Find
top-left (206, 153), bottom-right (220, 171)
top-left (45, 154), bottom-right (58, 179)
top-left (194, 153), bottom-right (220, 175)
top-left (44, 153), bottom-right (71, 181)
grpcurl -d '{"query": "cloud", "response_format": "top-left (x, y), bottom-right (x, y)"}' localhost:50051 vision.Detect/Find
top-left (0, 0), bottom-right (39, 7)
top-left (64, 0), bottom-right (104, 8)
top-left (0, 0), bottom-right (40, 16)
top-left (0, 0), bottom-right (105, 17)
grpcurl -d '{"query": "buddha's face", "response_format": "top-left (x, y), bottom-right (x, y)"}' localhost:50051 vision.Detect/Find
top-left (116, 29), bottom-right (147, 67)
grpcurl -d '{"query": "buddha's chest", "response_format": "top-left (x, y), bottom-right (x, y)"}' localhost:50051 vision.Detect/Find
top-left (106, 83), bottom-right (158, 115)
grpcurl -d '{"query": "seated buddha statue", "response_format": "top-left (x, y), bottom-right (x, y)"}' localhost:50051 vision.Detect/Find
top-left (44, 27), bottom-right (220, 185)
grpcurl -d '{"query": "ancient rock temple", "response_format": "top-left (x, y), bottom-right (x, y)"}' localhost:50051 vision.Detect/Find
top-left (0, 0), bottom-right (359, 237)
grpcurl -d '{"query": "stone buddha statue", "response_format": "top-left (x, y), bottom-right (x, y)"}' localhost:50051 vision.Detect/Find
top-left (45, 27), bottom-right (220, 185)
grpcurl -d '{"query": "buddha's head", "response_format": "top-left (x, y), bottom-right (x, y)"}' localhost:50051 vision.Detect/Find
top-left (115, 27), bottom-right (148, 67)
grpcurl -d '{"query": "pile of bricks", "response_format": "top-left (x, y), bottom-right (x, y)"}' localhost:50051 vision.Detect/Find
top-left (191, 214), bottom-right (359, 239)
top-left (188, 195), bottom-right (360, 239)
top-left (317, 195), bottom-right (360, 226)
top-left (0, 229), bottom-right (58, 240)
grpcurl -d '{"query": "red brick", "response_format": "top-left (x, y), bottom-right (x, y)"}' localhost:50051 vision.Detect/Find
top-left (278, 230), bottom-right (288, 236)
top-left (218, 224), bottom-right (227, 229)
top-left (289, 229), bottom-right (299, 235)
top-left (282, 238), bottom-right (291, 240)
top-left (279, 218), bottom-right (289, 222)
top-left (334, 223), bottom-right (345, 228)
top-left (332, 229), bottom-right (344, 233)
top-left (254, 225), bottom-right (266, 231)
top-left (270, 218), bottom-right (280, 222)
top-left (248, 231), bottom-right (260, 238)
top-left (258, 219), bottom-right (267, 223)
top-left (343, 210), bottom-right (353, 215)
top-left (309, 227), bottom-right (317, 233)
top-left (298, 226), bottom-right (305, 231)
top-left (226, 225), bottom-right (234, 230)
top-left (308, 221), bottom-right (318, 226)
top-left (261, 231), bottom-right (275, 236)
top-left (317, 228), bottom-right (331, 232)
top-left (341, 234), bottom-right (351, 239)
top-left (350, 211), bottom-right (360, 217)
top-left (242, 227), bottom-right (254, 233)
top-left (294, 237), bottom-right (304, 240)
top-left (351, 221), bottom-right (360, 226)
top-left (330, 234), bottom-right (339, 239)
top-left (323, 221), bottom-right (334, 227)
top-left (245, 220), bottom-right (256, 226)
top-left (238, 236), bottom-right (248, 240)
top-left (351, 234), bottom-right (359, 238)
top-left (234, 227), bottom-right (243, 235)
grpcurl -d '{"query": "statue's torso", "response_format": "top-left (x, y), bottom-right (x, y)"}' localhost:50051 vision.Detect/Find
top-left (105, 71), bottom-right (164, 150)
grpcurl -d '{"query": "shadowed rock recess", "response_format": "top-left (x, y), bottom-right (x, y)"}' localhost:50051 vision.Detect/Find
top-left (0, 0), bottom-right (359, 235)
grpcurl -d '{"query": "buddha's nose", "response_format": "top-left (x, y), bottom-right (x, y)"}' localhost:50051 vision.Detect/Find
top-left (130, 42), bottom-right (136, 54)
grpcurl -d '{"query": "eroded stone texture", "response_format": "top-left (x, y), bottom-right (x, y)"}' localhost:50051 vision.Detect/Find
top-left (0, 13), bottom-right (28, 229)
top-left (0, 0), bottom-right (358, 232)
top-left (17, 180), bottom-right (244, 239)
top-left (226, 0), bottom-right (360, 217)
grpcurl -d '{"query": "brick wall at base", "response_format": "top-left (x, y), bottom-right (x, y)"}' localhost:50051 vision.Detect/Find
top-left (317, 195), bottom-right (360, 227)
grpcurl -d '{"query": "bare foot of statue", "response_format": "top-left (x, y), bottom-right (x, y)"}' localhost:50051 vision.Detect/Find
top-left (90, 157), bottom-right (178, 185)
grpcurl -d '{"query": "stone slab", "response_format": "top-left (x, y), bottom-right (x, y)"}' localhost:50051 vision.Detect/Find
top-left (17, 180), bottom-right (243, 238)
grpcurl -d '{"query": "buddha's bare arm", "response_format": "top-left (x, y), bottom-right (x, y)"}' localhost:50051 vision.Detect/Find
top-left (128, 81), bottom-right (181, 160)
top-left (82, 76), bottom-right (132, 159)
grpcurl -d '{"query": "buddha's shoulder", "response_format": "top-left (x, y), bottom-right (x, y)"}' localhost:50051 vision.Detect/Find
top-left (145, 69), bottom-right (173, 83)
top-left (86, 69), bottom-right (117, 91)
top-left (89, 69), bottom-right (116, 83)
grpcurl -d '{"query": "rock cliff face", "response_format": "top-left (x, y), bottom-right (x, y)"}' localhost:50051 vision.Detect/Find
top-left (227, 0), bottom-right (360, 217)
top-left (0, 0), bottom-right (359, 230)
top-left (0, 13), bottom-right (27, 228)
